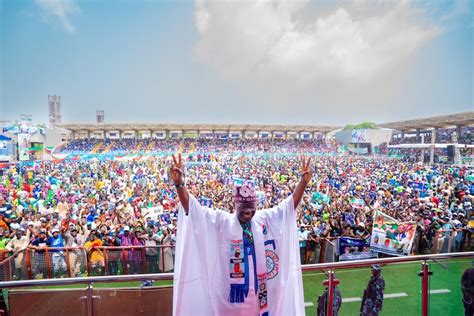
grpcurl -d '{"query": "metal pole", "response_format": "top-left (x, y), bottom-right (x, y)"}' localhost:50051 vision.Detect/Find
top-left (161, 246), bottom-right (165, 273)
top-left (419, 261), bottom-right (431, 316)
top-left (65, 249), bottom-right (71, 277)
top-left (142, 248), bottom-right (146, 274)
top-left (121, 249), bottom-right (127, 275)
top-left (45, 249), bottom-right (51, 278)
top-left (25, 250), bottom-right (32, 280)
top-left (86, 282), bottom-right (93, 316)
top-left (327, 269), bottom-right (334, 316)
top-left (103, 248), bottom-right (108, 275)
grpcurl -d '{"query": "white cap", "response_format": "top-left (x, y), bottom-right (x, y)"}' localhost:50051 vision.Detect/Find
top-left (52, 228), bottom-right (60, 233)
top-left (124, 226), bottom-right (130, 231)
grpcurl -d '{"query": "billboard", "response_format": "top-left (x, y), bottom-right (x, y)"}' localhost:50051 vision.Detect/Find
top-left (18, 133), bottom-right (30, 161)
top-left (351, 129), bottom-right (367, 143)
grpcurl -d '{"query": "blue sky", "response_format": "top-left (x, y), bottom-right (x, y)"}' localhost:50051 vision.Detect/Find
top-left (1, 0), bottom-right (473, 126)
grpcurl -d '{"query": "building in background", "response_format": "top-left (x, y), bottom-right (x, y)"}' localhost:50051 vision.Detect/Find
top-left (96, 110), bottom-right (105, 123)
top-left (48, 95), bottom-right (61, 126)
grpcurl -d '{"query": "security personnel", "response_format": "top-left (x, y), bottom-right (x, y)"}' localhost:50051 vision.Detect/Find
top-left (361, 264), bottom-right (385, 316)
top-left (317, 283), bottom-right (342, 316)
top-left (461, 268), bottom-right (474, 316)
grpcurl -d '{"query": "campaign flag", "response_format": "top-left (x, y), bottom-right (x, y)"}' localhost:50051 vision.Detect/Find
top-left (338, 237), bottom-right (377, 261)
top-left (370, 211), bottom-right (416, 256)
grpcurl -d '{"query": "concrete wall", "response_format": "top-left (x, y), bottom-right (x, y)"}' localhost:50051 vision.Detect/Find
top-left (44, 128), bottom-right (70, 147)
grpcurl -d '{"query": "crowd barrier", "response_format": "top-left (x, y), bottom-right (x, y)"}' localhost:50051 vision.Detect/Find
top-left (0, 245), bottom-right (175, 281)
top-left (0, 232), bottom-right (471, 282)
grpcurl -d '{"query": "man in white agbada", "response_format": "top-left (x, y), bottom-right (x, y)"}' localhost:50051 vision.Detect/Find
top-left (171, 154), bottom-right (312, 316)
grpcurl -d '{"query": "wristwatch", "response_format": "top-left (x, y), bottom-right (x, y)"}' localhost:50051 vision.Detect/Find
top-left (175, 183), bottom-right (186, 189)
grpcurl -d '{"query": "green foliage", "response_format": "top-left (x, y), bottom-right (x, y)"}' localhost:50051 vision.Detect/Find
top-left (343, 121), bottom-right (378, 130)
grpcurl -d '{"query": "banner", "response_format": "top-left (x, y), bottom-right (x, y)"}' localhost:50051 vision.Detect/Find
top-left (370, 211), bottom-right (416, 256)
top-left (18, 134), bottom-right (30, 161)
top-left (338, 237), bottom-right (377, 261)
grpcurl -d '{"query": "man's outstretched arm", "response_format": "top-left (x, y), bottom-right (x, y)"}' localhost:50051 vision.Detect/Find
top-left (292, 157), bottom-right (313, 209)
top-left (170, 153), bottom-right (190, 214)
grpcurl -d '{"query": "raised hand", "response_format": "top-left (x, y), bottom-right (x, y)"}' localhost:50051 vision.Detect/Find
top-left (170, 153), bottom-right (184, 185)
top-left (292, 156), bottom-right (313, 209)
top-left (300, 156), bottom-right (313, 184)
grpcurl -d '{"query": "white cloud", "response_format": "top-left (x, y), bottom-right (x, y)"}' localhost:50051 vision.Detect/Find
top-left (193, 0), bottom-right (442, 88)
top-left (35, 0), bottom-right (81, 33)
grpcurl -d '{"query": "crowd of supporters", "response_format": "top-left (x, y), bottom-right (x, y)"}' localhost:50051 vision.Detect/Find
top-left (61, 138), bottom-right (336, 154)
top-left (389, 127), bottom-right (473, 145)
top-left (0, 138), bottom-right (472, 279)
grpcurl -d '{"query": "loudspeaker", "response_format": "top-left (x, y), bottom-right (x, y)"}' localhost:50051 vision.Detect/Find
top-left (447, 145), bottom-right (455, 158)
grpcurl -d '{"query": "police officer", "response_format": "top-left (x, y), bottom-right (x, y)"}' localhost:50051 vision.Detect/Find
top-left (461, 268), bottom-right (474, 316)
top-left (317, 282), bottom-right (342, 316)
top-left (361, 264), bottom-right (385, 316)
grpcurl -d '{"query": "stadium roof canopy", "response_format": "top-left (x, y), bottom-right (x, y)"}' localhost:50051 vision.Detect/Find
top-left (55, 123), bottom-right (339, 134)
top-left (377, 111), bottom-right (474, 132)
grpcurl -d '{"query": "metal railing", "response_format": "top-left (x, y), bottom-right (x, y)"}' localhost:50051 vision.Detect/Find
top-left (0, 245), bottom-right (175, 281)
top-left (1, 232), bottom-right (470, 282)
top-left (0, 251), bottom-right (471, 316)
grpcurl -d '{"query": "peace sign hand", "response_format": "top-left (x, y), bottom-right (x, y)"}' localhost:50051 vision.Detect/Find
top-left (170, 153), bottom-right (184, 185)
top-left (300, 156), bottom-right (313, 184)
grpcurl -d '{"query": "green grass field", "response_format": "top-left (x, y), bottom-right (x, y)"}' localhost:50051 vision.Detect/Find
top-left (302, 258), bottom-right (471, 315)
top-left (11, 258), bottom-right (472, 315)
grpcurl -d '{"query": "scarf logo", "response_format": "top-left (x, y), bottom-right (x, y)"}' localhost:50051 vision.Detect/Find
top-left (265, 249), bottom-right (279, 279)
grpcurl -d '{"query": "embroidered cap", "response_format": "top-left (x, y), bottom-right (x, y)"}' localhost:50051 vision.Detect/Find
top-left (233, 184), bottom-right (257, 206)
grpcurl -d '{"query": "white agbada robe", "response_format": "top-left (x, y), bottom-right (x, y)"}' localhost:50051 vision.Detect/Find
top-left (173, 194), bottom-right (305, 316)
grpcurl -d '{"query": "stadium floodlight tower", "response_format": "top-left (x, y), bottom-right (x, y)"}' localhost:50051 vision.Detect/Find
top-left (48, 95), bottom-right (61, 127)
top-left (96, 110), bottom-right (105, 123)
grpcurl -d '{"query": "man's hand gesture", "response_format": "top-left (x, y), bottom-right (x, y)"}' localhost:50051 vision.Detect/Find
top-left (170, 153), bottom-right (184, 185)
top-left (300, 156), bottom-right (313, 184)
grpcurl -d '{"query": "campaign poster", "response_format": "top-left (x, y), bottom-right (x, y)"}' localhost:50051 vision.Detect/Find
top-left (18, 133), bottom-right (30, 161)
top-left (370, 211), bottom-right (416, 256)
top-left (339, 237), bottom-right (377, 261)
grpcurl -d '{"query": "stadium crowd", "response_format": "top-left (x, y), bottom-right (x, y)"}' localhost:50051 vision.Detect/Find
top-left (0, 138), bottom-right (473, 279)
top-left (61, 138), bottom-right (335, 155)
top-left (389, 126), bottom-right (473, 145)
